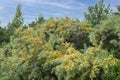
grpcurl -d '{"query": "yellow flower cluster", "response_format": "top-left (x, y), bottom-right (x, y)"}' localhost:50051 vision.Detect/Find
top-left (35, 37), bottom-right (41, 45)
top-left (0, 17), bottom-right (118, 80)
top-left (50, 20), bottom-right (57, 27)
top-left (15, 28), bottom-right (22, 34)
top-left (20, 51), bottom-right (28, 57)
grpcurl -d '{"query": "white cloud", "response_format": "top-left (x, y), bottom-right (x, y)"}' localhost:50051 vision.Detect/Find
top-left (21, 0), bottom-right (40, 4)
top-left (15, 0), bottom-right (75, 9)
top-left (42, 2), bottom-right (71, 9)
top-left (12, 0), bottom-right (87, 12)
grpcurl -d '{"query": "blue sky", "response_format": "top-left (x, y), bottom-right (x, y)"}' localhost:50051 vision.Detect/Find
top-left (0, 0), bottom-right (120, 26)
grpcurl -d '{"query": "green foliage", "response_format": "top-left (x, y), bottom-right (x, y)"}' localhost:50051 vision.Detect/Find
top-left (28, 14), bottom-right (45, 28)
top-left (89, 15), bottom-right (120, 59)
top-left (0, 27), bottom-right (10, 45)
top-left (0, 2), bottom-right (120, 80)
top-left (7, 3), bottom-right (24, 35)
top-left (0, 17), bottom-right (117, 80)
top-left (89, 14), bottom-right (120, 80)
top-left (117, 5), bottom-right (120, 12)
top-left (66, 21), bottom-right (92, 50)
top-left (84, 0), bottom-right (111, 25)
top-left (113, 5), bottom-right (120, 15)
top-left (101, 60), bottom-right (120, 80)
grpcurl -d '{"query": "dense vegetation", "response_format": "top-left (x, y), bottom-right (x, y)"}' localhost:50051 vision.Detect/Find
top-left (0, 0), bottom-right (120, 80)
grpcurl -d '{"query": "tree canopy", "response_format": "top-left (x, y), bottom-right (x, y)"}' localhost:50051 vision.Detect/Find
top-left (84, 0), bottom-right (111, 25)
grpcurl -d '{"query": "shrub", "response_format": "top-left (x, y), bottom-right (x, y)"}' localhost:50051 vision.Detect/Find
top-left (0, 17), bottom-right (117, 80)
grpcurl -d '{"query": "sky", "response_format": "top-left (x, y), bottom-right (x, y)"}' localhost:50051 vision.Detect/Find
top-left (0, 0), bottom-right (120, 26)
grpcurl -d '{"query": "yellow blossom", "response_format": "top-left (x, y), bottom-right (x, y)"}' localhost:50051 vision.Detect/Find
top-left (69, 54), bottom-right (74, 60)
top-left (50, 20), bottom-right (57, 27)
top-left (68, 47), bottom-right (75, 54)
top-left (35, 37), bottom-right (41, 44)
top-left (19, 58), bottom-right (25, 61)
top-left (21, 51), bottom-right (28, 57)
top-left (24, 35), bottom-right (31, 39)
top-left (32, 47), bottom-right (37, 52)
top-left (15, 28), bottom-right (22, 34)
